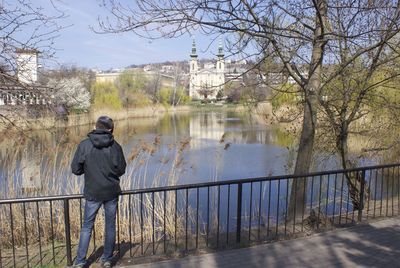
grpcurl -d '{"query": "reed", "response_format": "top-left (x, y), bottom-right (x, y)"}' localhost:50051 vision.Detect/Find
top-left (0, 135), bottom-right (198, 253)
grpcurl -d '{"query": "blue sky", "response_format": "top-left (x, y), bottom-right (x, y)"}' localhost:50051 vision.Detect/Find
top-left (35, 0), bottom-right (220, 70)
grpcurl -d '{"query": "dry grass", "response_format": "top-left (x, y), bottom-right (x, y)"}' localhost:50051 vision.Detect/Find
top-left (0, 132), bottom-right (228, 268)
top-left (0, 135), bottom-right (196, 252)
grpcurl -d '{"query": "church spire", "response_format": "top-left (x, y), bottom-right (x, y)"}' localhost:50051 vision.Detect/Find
top-left (217, 39), bottom-right (224, 58)
top-left (191, 38), bottom-right (198, 58)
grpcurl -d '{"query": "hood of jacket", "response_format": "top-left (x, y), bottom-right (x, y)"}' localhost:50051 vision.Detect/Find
top-left (87, 129), bottom-right (114, 148)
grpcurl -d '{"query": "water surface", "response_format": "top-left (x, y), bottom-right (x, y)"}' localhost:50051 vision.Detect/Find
top-left (0, 109), bottom-right (382, 198)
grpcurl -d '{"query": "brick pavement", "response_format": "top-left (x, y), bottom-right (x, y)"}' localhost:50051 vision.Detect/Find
top-left (118, 217), bottom-right (400, 268)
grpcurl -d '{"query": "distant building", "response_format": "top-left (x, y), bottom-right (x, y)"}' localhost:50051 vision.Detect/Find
top-left (143, 65), bottom-right (153, 72)
top-left (95, 72), bottom-right (122, 83)
top-left (16, 49), bottom-right (39, 84)
top-left (189, 40), bottom-right (225, 100)
top-left (0, 48), bottom-right (51, 107)
top-left (95, 69), bottom-right (176, 88)
top-left (161, 65), bottom-right (175, 73)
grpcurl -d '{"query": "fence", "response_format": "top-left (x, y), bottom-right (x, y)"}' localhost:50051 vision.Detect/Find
top-left (0, 163), bottom-right (399, 267)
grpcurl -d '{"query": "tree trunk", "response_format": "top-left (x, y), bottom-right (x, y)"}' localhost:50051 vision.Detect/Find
top-left (287, 91), bottom-right (319, 221)
top-left (288, 0), bottom-right (327, 222)
top-left (337, 126), bottom-right (365, 211)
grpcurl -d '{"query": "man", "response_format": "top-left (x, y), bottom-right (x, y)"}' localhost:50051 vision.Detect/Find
top-left (71, 116), bottom-right (126, 268)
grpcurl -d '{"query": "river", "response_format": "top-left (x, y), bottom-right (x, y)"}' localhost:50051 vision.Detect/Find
top-left (0, 109), bottom-right (377, 198)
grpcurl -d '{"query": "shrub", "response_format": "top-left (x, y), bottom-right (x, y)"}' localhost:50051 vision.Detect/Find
top-left (91, 81), bottom-right (123, 110)
top-left (157, 87), bottom-right (173, 107)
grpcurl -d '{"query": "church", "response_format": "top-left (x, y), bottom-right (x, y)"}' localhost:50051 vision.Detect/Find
top-left (189, 40), bottom-right (225, 100)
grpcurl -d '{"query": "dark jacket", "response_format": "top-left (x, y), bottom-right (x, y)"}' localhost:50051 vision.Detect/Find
top-left (71, 129), bottom-right (127, 201)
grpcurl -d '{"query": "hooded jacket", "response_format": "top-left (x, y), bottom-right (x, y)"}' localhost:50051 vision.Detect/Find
top-left (71, 129), bottom-right (127, 201)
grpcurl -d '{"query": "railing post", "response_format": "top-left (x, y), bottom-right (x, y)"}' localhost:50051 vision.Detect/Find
top-left (236, 183), bottom-right (243, 244)
top-left (358, 170), bottom-right (366, 222)
top-left (64, 199), bottom-right (73, 266)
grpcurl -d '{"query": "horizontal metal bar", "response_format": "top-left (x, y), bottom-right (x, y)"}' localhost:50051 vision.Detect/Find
top-left (0, 194), bottom-right (83, 204)
top-left (1, 163), bottom-right (399, 204)
top-left (120, 163), bottom-right (400, 194)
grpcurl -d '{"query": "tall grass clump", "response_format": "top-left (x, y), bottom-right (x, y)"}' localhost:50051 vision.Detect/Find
top-left (0, 133), bottom-right (202, 263)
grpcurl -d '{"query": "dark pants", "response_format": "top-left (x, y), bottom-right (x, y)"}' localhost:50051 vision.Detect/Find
top-left (75, 197), bottom-right (118, 265)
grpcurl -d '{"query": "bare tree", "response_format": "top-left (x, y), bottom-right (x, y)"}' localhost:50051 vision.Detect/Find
top-left (197, 87), bottom-right (215, 100)
top-left (317, 42), bottom-right (400, 209)
top-left (40, 65), bottom-right (96, 92)
top-left (0, 0), bottom-right (65, 129)
top-left (144, 71), bottom-right (162, 104)
top-left (0, 0), bottom-right (64, 84)
top-left (171, 62), bottom-right (185, 106)
top-left (98, 0), bottom-right (400, 170)
top-left (98, 0), bottom-right (400, 219)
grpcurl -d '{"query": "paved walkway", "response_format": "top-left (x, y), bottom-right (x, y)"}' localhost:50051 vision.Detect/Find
top-left (120, 217), bottom-right (400, 268)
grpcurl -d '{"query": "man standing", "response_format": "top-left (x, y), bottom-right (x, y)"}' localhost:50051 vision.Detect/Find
top-left (71, 116), bottom-right (126, 268)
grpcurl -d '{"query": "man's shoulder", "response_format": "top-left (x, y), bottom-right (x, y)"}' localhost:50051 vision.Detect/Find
top-left (78, 137), bottom-right (92, 148)
top-left (112, 140), bottom-right (123, 150)
top-left (79, 137), bottom-right (90, 144)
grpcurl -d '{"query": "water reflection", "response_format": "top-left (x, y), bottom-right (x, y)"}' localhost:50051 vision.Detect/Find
top-left (20, 148), bottom-right (41, 191)
top-left (0, 111), bottom-right (296, 198)
top-left (189, 111), bottom-right (225, 149)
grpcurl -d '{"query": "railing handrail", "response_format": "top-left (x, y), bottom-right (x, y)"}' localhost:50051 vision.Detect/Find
top-left (1, 162), bottom-right (399, 205)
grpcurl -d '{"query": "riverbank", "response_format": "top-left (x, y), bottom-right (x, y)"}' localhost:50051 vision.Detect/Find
top-left (0, 103), bottom-right (255, 132)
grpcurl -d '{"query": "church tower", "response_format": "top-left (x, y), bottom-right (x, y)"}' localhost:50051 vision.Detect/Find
top-left (216, 40), bottom-right (224, 73)
top-left (216, 40), bottom-right (225, 93)
top-left (189, 39), bottom-right (198, 98)
top-left (190, 39), bottom-right (198, 73)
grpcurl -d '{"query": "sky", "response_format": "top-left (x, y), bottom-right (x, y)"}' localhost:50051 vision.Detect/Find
top-left (33, 0), bottom-right (220, 70)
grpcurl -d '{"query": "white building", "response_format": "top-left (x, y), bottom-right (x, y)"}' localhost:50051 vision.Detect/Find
top-left (95, 70), bottom-right (176, 88)
top-left (189, 40), bottom-right (225, 100)
top-left (0, 49), bottom-right (51, 107)
top-left (16, 49), bottom-right (39, 84)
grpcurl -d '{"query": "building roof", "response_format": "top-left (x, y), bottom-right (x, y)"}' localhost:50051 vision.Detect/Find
top-left (15, 49), bottom-right (39, 54)
top-left (197, 69), bottom-right (221, 75)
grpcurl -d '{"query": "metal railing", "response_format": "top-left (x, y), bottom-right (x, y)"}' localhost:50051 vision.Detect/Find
top-left (0, 163), bottom-right (399, 267)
